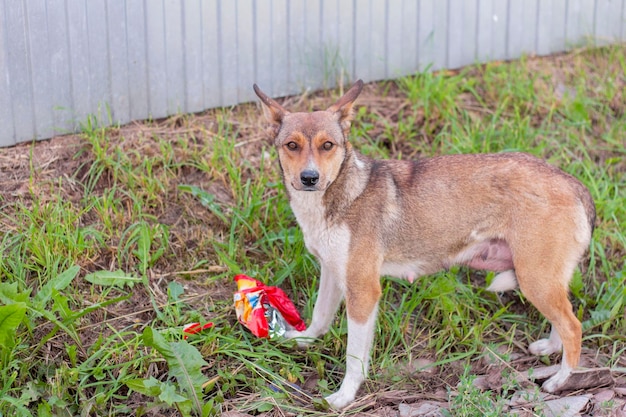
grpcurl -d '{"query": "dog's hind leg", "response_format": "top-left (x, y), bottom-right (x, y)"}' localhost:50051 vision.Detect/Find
top-left (529, 326), bottom-right (562, 356)
top-left (515, 255), bottom-right (582, 393)
top-left (515, 201), bottom-right (592, 393)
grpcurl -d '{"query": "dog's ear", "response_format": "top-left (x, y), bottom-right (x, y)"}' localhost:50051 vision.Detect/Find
top-left (327, 79), bottom-right (364, 135)
top-left (253, 84), bottom-right (289, 137)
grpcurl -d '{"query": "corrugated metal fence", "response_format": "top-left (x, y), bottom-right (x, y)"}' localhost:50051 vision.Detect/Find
top-left (1, 0), bottom-right (625, 147)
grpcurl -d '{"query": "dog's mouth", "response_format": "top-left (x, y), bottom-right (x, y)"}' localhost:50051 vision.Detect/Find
top-left (290, 182), bottom-right (323, 192)
top-left (289, 177), bottom-right (330, 192)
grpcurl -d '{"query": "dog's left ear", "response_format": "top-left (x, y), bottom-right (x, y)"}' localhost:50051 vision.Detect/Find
top-left (253, 84), bottom-right (290, 137)
top-left (327, 79), bottom-right (364, 135)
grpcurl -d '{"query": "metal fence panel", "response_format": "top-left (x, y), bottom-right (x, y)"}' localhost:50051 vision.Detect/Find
top-left (5, 0), bottom-right (35, 142)
top-left (0, 1), bottom-right (15, 142)
top-left (1, 0), bottom-right (625, 147)
top-left (66, 1), bottom-right (90, 128)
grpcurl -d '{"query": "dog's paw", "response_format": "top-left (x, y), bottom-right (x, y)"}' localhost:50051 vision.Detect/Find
top-left (529, 338), bottom-right (562, 356)
top-left (542, 368), bottom-right (571, 393)
top-left (486, 270), bottom-right (518, 292)
top-left (325, 390), bottom-right (355, 410)
top-left (283, 330), bottom-right (315, 348)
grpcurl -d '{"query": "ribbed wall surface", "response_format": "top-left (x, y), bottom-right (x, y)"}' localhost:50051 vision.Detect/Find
top-left (1, 0), bottom-right (624, 146)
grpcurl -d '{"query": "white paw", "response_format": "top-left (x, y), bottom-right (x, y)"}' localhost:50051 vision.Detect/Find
top-left (542, 368), bottom-right (571, 393)
top-left (486, 270), bottom-right (518, 292)
top-left (529, 338), bottom-right (562, 356)
top-left (325, 390), bottom-right (355, 410)
top-left (283, 330), bottom-right (315, 348)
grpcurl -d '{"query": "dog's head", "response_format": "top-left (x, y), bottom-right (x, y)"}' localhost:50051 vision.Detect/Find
top-left (253, 80), bottom-right (364, 192)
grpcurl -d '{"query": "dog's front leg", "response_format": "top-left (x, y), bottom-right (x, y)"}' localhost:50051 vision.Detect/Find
top-left (325, 253), bottom-right (382, 409)
top-left (285, 261), bottom-right (344, 347)
top-left (325, 301), bottom-right (379, 409)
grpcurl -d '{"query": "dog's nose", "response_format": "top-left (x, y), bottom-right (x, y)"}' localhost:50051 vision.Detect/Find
top-left (300, 170), bottom-right (320, 187)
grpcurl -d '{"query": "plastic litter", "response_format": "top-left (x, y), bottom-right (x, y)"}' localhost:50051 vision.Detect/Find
top-left (233, 274), bottom-right (306, 338)
top-left (182, 322), bottom-right (213, 339)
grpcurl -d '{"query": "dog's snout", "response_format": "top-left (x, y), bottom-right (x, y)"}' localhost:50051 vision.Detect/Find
top-left (300, 170), bottom-right (320, 187)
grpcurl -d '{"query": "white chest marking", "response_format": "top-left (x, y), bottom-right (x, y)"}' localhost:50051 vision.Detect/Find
top-left (289, 191), bottom-right (351, 272)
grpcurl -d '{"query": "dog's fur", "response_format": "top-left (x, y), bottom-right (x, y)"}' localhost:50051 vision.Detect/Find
top-left (253, 80), bottom-right (596, 409)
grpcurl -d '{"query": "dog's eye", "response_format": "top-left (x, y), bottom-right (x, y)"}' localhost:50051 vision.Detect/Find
top-left (286, 141), bottom-right (298, 151)
top-left (322, 141), bottom-right (334, 151)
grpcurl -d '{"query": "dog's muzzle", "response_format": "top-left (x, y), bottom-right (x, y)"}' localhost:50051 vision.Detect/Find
top-left (300, 169), bottom-right (320, 190)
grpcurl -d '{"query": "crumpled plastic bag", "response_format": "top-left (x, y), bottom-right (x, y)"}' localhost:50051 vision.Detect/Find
top-left (233, 274), bottom-right (306, 338)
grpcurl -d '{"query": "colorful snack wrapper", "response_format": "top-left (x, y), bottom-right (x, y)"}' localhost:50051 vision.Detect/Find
top-left (233, 274), bottom-right (306, 338)
top-left (183, 322), bottom-right (213, 339)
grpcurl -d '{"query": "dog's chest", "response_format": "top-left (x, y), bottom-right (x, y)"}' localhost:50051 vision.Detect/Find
top-left (289, 193), bottom-right (350, 261)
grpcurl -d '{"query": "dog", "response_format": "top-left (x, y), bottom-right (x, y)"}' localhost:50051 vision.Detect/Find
top-left (253, 80), bottom-right (595, 409)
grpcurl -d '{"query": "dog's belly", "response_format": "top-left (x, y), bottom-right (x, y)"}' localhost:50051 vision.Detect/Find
top-left (381, 239), bottom-right (514, 283)
top-left (453, 238), bottom-right (514, 272)
top-left (380, 261), bottom-right (430, 283)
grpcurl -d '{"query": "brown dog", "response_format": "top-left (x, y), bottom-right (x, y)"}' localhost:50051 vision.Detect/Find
top-left (253, 80), bottom-right (595, 409)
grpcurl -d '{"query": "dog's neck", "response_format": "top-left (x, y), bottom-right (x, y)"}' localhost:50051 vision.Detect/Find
top-left (322, 143), bottom-right (370, 221)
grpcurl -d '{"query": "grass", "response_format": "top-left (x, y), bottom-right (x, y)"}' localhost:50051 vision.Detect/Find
top-left (0, 45), bottom-right (625, 416)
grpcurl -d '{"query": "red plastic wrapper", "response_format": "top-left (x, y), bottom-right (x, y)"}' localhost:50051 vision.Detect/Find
top-left (183, 322), bottom-right (213, 339)
top-left (233, 274), bottom-right (306, 338)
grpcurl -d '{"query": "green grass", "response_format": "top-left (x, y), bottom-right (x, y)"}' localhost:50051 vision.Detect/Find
top-left (0, 45), bottom-right (625, 416)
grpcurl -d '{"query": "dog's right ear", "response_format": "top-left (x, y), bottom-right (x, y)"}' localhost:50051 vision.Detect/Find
top-left (253, 84), bottom-right (289, 137)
